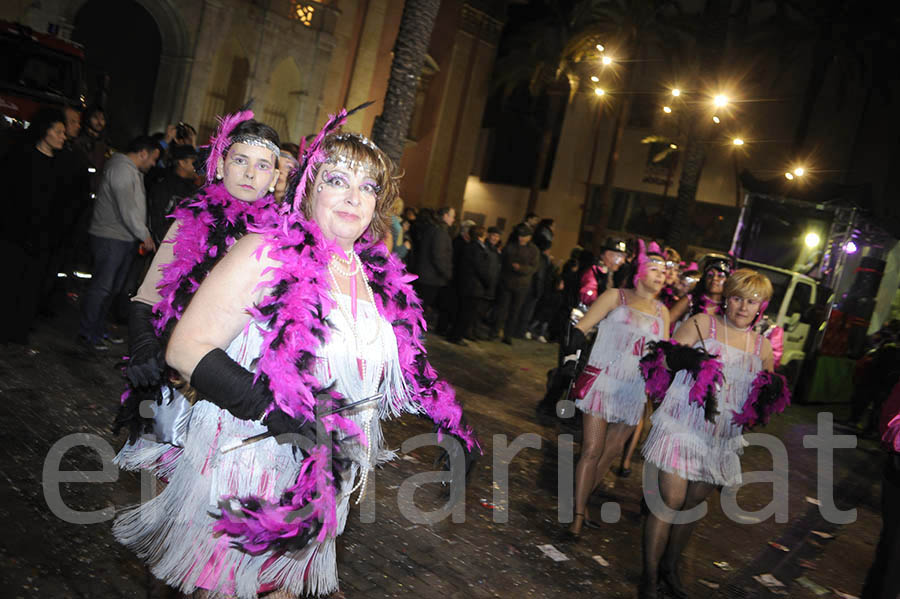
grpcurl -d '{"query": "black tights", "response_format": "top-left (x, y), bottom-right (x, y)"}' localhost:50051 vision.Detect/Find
top-left (642, 469), bottom-right (717, 590)
top-left (571, 414), bottom-right (635, 532)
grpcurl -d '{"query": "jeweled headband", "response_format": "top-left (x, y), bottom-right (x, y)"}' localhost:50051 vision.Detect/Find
top-left (230, 134), bottom-right (280, 157)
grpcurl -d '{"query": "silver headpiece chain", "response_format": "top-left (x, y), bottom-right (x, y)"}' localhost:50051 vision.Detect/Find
top-left (333, 132), bottom-right (380, 153)
top-left (229, 134), bottom-right (280, 156)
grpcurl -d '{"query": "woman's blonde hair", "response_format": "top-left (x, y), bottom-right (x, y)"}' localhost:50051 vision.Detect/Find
top-left (296, 133), bottom-right (401, 241)
top-left (724, 268), bottom-right (774, 302)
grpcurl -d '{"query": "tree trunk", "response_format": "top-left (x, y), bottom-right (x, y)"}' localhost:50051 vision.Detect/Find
top-left (590, 94), bottom-right (633, 253)
top-left (664, 0), bottom-right (729, 254)
top-left (527, 89), bottom-right (564, 215)
top-left (666, 128), bottom-right (706, 254)
top-left (371, 0), bottom-right (441, 164)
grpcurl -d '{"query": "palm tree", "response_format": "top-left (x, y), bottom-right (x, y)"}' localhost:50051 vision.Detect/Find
top-left (663, 0), bottom-right (731, 254)
top-left (579, 0), bottom-right (684, 247)
top-left (371, 0), bottom-right (441, 164)
top-left (493, 0), bottom-right (682, 227)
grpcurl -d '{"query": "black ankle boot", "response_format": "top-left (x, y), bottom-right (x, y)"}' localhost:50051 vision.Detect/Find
top-left (658, 568), bottom-right (688, 599)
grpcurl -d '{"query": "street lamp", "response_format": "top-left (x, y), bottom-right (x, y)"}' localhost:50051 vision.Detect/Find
top-left (713, 94), bottom-right (728, 108)
top-left (669, 143), bottom-right (677, 149)
top-left (590, 75), bottom-right (599, 82)
top-left (663, 106), bottom-right (672, 113)
top-left (785, 172), bottom-right (794, 180)
top-left (805, 232), bottom-right (821, 248)
top-left (793, 166), bottom-right (805, 176)
top-left (596, 43), bottom-right (605, 52)
top-left (712, 115), bottom-right (721, 124)
top-left (594, 88), bottom-right (605, 96)
top-left (602, 55), bottom-right (613, 66)
top-left (732, 138), bottom-right (744, 146)
top-left (671, 88), bottom-right (681, 97)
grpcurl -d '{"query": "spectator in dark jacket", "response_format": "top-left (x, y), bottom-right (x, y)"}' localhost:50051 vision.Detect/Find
top-left (146, 144), bottom-right (199, 244)
top-left (449, 226), bottom-right (495, 344)
top-left (413, 206), bottom-right (455, 319)
top-left (491, 224), bottom-right (539, 344)
top-left (533, 218), bottom-right (554, 252)
top-left (438, 219), bottom-right (476, 335)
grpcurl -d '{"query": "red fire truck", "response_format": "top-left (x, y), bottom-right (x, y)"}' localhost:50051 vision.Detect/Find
top-left (0, 20), bottom-right (86, 126)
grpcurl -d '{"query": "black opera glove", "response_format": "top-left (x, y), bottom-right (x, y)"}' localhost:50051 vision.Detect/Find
top-left (125, 301), bottom-right (165, 388)
top-left (263, 399), bottom-right (352, 475)
top-left (190, 348), bottom-right (273, 421)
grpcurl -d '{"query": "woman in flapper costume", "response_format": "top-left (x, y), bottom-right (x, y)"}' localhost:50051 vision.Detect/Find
top-left (563, 242), bottom-right (670, 536)
top-left (668, 254), bottom-right (732, 328)
top-left (112, 112), bottom-right (478, 598)
top-left (638, 269), bottom-right (790, 598)
top-left (114, 112), bottom-right (283, 476)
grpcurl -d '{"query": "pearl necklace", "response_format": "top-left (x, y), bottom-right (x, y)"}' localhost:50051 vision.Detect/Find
top-left (326, 250), bottom-right (383, 504)
top-left (722, 314), bottom-right (751, 359)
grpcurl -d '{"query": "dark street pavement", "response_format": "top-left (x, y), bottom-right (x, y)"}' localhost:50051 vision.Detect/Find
top-left (0, 284), bottom-right (885, 598)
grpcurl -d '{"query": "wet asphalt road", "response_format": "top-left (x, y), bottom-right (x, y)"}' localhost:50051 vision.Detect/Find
top-left (0, 287), bottom-right (885, 598)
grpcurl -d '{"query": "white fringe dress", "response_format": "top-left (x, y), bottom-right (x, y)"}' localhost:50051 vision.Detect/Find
top-left (575, 289), bottom-right (664, 426)
top-left (642, 314), bottom-right (764, 487)
top-left (112, 293), bottom-right (406, 598)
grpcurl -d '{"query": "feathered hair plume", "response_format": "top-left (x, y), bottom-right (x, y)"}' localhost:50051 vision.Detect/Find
top-left (204, 106), bottom-right (255, 185)
top-left (291, 101), bottom-right (374, 213)
top-left (634, 239), bottom-right (664, 287)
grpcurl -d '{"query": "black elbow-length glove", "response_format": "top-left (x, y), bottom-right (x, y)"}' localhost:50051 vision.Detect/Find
top-left (125, 301), bottom-right (165, 388)
top-left (190, 348), bottom-right (274, 421)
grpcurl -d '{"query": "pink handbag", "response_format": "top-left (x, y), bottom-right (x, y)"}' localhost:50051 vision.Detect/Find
top-left (571, 365), bottom-right (602, 400)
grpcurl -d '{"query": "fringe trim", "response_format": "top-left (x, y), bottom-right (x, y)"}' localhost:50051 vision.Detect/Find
top-left (642, 410), bottom-right (745, 487)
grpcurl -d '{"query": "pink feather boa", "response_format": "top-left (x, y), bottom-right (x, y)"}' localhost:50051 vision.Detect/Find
top-left (639, 340), bottom-right (676, 403)
top-left (732, 370), bottom-right (791, 428)
top-left (212, 212), bottom-right (479, 553)
top-left (151, 183), bottom-right (279, 335)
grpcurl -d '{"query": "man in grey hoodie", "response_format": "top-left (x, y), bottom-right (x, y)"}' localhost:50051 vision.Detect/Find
top-left (78, 136), bottom-right (159, 349)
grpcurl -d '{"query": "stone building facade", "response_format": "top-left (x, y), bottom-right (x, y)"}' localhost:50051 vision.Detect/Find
top-left (4, 0), bottom-right (506, 213)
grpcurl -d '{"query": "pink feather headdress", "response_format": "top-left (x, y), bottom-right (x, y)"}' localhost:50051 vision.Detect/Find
top-left (634, 239), bottom-right (664, 287)
top-left (204, 109), bottom-right (255, 185)
top-left (291, 101), bottom-right (374, 213)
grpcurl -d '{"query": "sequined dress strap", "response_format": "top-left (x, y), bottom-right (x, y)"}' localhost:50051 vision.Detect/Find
top-left (708, 313), bottom-right (717, 340)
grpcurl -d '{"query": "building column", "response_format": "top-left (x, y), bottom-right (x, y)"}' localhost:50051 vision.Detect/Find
top-left (181, 0), bottom-right (232, 128)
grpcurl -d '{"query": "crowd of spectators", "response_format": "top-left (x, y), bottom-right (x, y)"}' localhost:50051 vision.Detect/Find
top-left (392, 208), bottom-right (573, 347)
top-left (0, 105), bottom-right (212, 350)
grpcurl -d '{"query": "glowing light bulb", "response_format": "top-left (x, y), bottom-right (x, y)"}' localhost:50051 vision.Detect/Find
top-left (712, 115), bottom-right (721, 124)
top-left (594, 88), bottom-right (605, 96)
top-left (671, 88), bottom-right (681, 97)
top-left (590, 75), bottom-right (599, 82)
top-left (596, 44), bottom-right (605, 52)
top-left (602, 56), bottom-right (613, 65)
top-left (845, 241), bottom-right (858, 254)
top-left (794, 167), bottom-right (805, 176)
top-left (663, 106), bottom-right (672, 114)
top-left (669, 143), bottom-right (677, 149)
top-left (785, 172), bottom-right (794, 180)
top-left (732, 138), bottom-right (744, 145)
top-left (805, 232), bottom-right (821, 248)
top-left (713, 94), bottom-right (728, 107)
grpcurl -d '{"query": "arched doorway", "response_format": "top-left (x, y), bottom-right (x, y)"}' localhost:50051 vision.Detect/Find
top-left (72, 0), bottom-right (161, 148)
